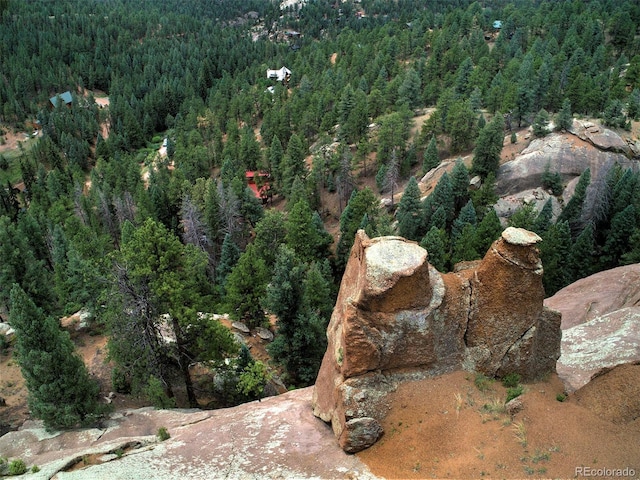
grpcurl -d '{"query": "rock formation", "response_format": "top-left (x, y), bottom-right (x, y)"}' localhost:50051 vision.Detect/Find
top-left (545, 264), bottom-right (640, 392)
top-left (495, 122), bottom-right (638, 197)
top-left (313, 228), bottom-right (561, 453)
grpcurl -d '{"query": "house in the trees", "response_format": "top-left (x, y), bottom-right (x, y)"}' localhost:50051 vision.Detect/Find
top-left (245, 171), bottom-right (272, 204)
top-left (49, 91), bottom-right (73, 108)
top-left (267, 66), bottom-right (291, 84)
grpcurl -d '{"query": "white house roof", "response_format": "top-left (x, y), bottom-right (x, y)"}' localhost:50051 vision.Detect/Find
top-left (267, 66), bottom-right (291, 82)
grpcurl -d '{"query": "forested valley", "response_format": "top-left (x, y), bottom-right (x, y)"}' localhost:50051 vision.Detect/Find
top-left (1, 0), bottom-right (640, 430)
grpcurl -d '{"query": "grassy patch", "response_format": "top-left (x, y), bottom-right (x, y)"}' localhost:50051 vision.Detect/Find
top-left (474, 373), bottom-right (493, 393)
top-left (506, 385), bottom-right (524, 403)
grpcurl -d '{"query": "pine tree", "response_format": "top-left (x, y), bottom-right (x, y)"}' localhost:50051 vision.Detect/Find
top-left (336, 188), bottom-right (379, 271)
top-left (471, 114), bottom-right (505, 179)
top-left (420, 226), bottom-right (449, 272)
top-left (422, 136), bottom-right (439, 175)
top-left (281, 134), bottom-right (306, 197)
top-left (473, 207), bottom-right (503, 255)
top-left (252, 210), bottom-right (287, 269)
top-left (450, 159), bottom-right (470, 211)
top-left (224, 243), bottom-right (269, 328)
top-left (558, 168), bottom-right (590, 233)
top-left (427, 172), bottom-right (455, 224)
top-left (9, 285), bottom-right (104, 431)
top-left (508, 204), bottom-right (538, 230)
top-left (602, 204), bottom-right (637, 268)
top-left (568, 223), bottom-right (596, 282)
top-left (533, 199), bottom-right (554, 235)
top-left (396, 176), bottom-right (423, 241)
top-left (555, 99), bottom-right (573, 131)
top-left (532, 109), bottom-right (551, 137)
top-left (216, 233), bottom-right (241, 292)
top-left (451, 223), bottom-right (481, 265)
top-left (264, 246), bottom-right (328, 386)
top-left (286, 199), bottom-right (329, 263)
top-left (451, 200), bottom-right (477, 242)
top-left (539, 221), bottom-right (572, 296)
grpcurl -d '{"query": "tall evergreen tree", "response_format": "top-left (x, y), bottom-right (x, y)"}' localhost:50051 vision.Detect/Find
top-left (601, 204), bottom-right (637, 268)
top-left (568, 223), bottom-right (596, 282)
top-left (471, 114), bottom-right (505, 179)
top-left (9, 285), bottom-right (104, 431)
top-left (473, 207), bottom-right (503, 256)
top-left (422, 136), bottom-right (439, 175)
top-left (224, 243), bottom-right (269, 328)
top-left (450, 158), bottom-right (470, 212)
top-left (396, 176), bottom-right (423, 241)
top-left (558, 168), bottom-right (591, 233)
top-left (539, 221), bottom-right (572, 296)
top-left (451, 199), bottom-right (477, 242)
top-left (264, 246), bottom-right (328, 386)
top-left (420, 226), bottom-right (449, 272)
top-left (555, 99), bottom-right (573, 131)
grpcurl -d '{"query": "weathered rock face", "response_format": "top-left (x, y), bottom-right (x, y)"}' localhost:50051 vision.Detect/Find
top-left (545, 263), bottom-right (640, 330)
top-left (545, 264), bottom-right (640, 393)
top-left (0, 388), bottom-right (378, 479)
top-left (569, 119), bottom-right (634, 156)
top-left (495, 127), bottom-right (637, 197)
top-left (313, 228), bottom-right (561, 453)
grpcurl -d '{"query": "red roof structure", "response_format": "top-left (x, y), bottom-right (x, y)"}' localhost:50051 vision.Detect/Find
top-left (245, 171), bottom-right (272, 203)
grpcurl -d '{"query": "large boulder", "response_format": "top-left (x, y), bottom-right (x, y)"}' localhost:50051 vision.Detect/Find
top-left (313, 229), bottom-right (561, 453)
top-left (545, 264), bottom-right (640, 329)
top-left (545, 264), bottom-right (640, 393)
top-left (495, 129), bottom-right (637, 197)
top-left (569, 119), bottom-right (633, 156)
top-left (557, 308), bottom-right (640, 393)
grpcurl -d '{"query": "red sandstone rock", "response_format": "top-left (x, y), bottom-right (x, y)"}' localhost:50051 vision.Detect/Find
top-left (313, 228), bottom-right (561, 453)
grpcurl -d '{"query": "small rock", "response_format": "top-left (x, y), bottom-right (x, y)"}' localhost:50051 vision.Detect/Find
top-left (338, 417), bottom-right (383, 453)
top-left (255, 327), bottom-right (274, 342)
top-left (501, 226), bottom-right (542, 246)
top-left (0, 323), bottom-right (14, 338)
top-left (505, 397), bottom-right (523, 416)
top-left (232, 321), bottom-right (250, 334)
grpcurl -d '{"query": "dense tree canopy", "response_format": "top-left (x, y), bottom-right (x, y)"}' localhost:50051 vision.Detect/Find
top-left (2, 0), bottom-right (640, 407)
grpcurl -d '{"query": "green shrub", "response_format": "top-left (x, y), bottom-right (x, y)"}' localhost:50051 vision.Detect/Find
top-left (506, 385), bottom-right (524, 403)
top-left (8, 459), bottom-right (27, 475)
top-left (157, 426), bottom-right (170, 441)
top-left (474, 373), bottom-right (492, 392)
top-left (501, 373), bottom-right (521, 388)
top-left (556, 393), bottom-right (567, 402)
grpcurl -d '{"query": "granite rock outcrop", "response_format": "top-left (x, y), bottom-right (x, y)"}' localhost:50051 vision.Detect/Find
top-left (545, 264), bottom-right (640, 393)
top-left (313, 228), bottom-right (561, 452)
top-left (495, 121), bottom-right (638, 198)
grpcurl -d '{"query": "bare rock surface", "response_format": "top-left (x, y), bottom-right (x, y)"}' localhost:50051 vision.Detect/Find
top-left (544, 263), bottom-right (640, 330)
top-left (544, 264), bottom-right (640, 393)
top-left (557, 307), bottom-right (640, 393)
top-left (313, 229), bottom-right (561, 452)
top-left (569, 119), bottom-right (633, 156)
top-left (0, 388), bottom-right (378, 479)
top-left (493, 187), bottom-right (562, 224)
top-left (495, 130), bottom-right (636, 197)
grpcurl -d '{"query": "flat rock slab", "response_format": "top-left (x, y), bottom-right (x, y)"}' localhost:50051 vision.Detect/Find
top-left (557, 307), bottom-right (640, 393)
top-left (0, 388), bottom-right (378, 479)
